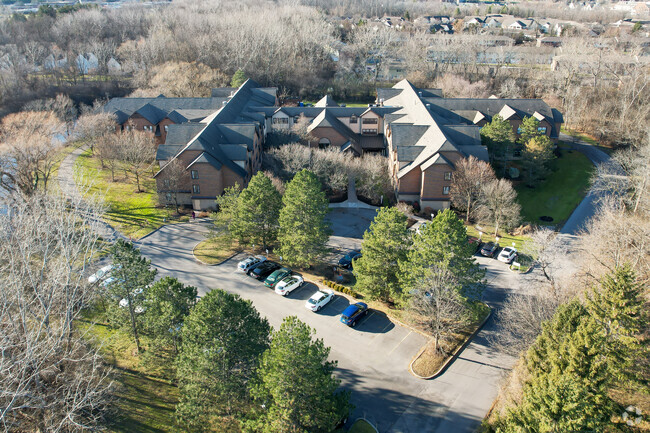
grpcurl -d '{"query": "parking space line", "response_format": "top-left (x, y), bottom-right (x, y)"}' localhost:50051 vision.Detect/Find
top-left (387, 331), bottom-right (412, 356)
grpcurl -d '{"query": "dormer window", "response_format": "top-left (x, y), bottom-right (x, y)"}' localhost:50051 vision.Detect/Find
top-left (350, 115), bottom-right (357, 124)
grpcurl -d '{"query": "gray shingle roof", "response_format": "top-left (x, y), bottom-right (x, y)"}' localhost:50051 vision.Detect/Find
top-left (187, 152), bottom-right (222, 170)
top-left (308, 109), bottom-right (360, 145)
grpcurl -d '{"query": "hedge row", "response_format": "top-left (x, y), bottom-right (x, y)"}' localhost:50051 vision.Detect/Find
top-left (322, 279), bottom-right (361, 298)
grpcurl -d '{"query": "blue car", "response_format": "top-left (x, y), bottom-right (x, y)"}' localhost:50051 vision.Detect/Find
top-left (340, 302), bottom-right (369, 327)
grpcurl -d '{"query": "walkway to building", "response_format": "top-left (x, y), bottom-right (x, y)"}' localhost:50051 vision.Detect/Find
top-left (329, 175), bottom-right (379, 210)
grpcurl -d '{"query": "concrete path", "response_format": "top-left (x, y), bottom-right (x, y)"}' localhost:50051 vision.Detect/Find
top-left (559, 133), bottom-right (616, 236)
top-left (329, 175), bottom-right (380, 210)
top-left (57, 144), bottom-right (124, 243)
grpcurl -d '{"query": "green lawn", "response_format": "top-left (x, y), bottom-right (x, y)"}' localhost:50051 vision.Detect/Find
top-left (515, 147), bottom-right (594, 226)
top-left (193, 235), bottom-right (241, 265)
top-left (560, 127), bottom-right (615, 155)
top-left (74, 149), bottom-right (188, 239)
top-left (76, 318), bottom-right (178, 433)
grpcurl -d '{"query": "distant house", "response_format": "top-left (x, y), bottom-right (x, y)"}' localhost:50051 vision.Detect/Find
top-left (537, 36), bottom-right (563, 47)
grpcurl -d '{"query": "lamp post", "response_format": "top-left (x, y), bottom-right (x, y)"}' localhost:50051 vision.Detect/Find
top-left (479, 231), bottom-right (483, 241)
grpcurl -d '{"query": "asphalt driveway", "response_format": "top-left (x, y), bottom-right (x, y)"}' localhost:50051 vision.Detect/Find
top-left (135, 217), bottom-right (518, 433)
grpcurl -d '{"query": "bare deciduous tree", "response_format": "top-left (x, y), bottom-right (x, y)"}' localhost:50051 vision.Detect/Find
top-left (0, 189), bottom-right (112, 431)
top-left (476, 178), bottom-right (521, 236)
top-left (157, 157), bottom-right (187, 212)
top-left (451, 155), bottom-right (496, 222)
top-left (409, 266), bottom-right (469, 353)
top-left (73, 111), bottom-right (117, 154)
top-left (118, 129), bottom-right (156, 192)
top-left (522, 227), bottom-right (569, 298)
top-left (0, 110), bottom-right (65, 195)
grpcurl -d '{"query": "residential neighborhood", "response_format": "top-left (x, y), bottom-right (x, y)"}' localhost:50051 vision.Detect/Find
top-left (0, 1), bottom-right (648, 433)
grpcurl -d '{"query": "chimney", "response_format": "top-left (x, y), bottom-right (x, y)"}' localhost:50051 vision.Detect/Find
top-left (379, 98), bottom-right (385, 106)
top-left (426, 104), bottom-right (431, 110)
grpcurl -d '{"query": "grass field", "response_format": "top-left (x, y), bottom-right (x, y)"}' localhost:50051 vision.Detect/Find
top-left (560, 127), bottom-right (616, 155)
top-left (348, 419), bottom-right (377, 433)
top-left (193, 235), bottom-right (241, 265)
top-left (515, 146), bottom-right (594, 226)
top-left (75, 149), bottom-right (188, 238)
top-left (76, 318), bottom-right (178, 433)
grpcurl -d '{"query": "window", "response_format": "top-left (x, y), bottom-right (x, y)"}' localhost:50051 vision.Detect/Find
top-left (362, 117), bottom-right (378, 124)
top-left (272, 117), bottom-right (289, 124)
top-left (318, 138), bottom-right (331, 149)
top-left (362, 128), bottom-right (377, 134)
top-left (191, 170), bottom-right (199, 179)
top-left (537, 126), bottom-right (547, 134)
top-left (164, 125), bottom-right (169, 133)
top-left (165, 193), bottom-right (172, 202)
top-left (350, 115), bottom-right (357, 124)
top-left (192, 184), bottom-right (200, 194)
top-left (163, 179), bottom-right (170, 187)
top-left (516, 126), bottom-right (522, 134)
top-left (294, 116), bottom-right (300, 123)
top-left (444, 172), bottom-right (452, 181)
top-left (442, 186), bottom-right (450, 195)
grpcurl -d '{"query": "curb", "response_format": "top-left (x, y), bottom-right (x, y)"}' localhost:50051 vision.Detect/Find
top-left (409, 304), bottom-right (493, 380)
top-left (191, 240), bottom-right (242, 266)
top-left (353, 418), bottom-right (379, 433)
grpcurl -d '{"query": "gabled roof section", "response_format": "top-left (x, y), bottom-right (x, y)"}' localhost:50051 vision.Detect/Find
top-left (315, 95), bottom-right (339, 107)
top-left (498, 104), bottom-right (518, 120)
top-left (308, 109), bottom-right (360, 144)
top-left (391, 124), bottom-right (429, 147)
top-left (473, 111), bottom-right (486, 124)
top-left (187, 152), bottom-right (222, 170)
top-left (134, 103), bottom-right (167, 124)
top-left (421, 153), bottom-right (454, 171)
top-left (532, 111), bottom-right (546, 122)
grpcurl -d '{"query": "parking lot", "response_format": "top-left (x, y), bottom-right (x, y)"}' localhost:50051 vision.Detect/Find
top-left (136, 218), bottom-right (518, 432)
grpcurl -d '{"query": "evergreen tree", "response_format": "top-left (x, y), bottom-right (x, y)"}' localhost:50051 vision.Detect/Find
top-left (108, 239), bottom-right (157, 353)
top-left (214, 183), bottom-right (241, 240)
top-left (278, 169), bottom-right (331, 268)
top-left (584, 265), bottom-right (647, 382)
top-left (236, 172), bottom-right (282, 248)
top-left (176, 289), bottom-right (270, 429)
top-left (230, 69), bottom-right (247, 87)
top-left (480, 114), bottom-right (516, 176)
top-left (142, 276), bottom-right (197, 355)
top-left (399, 209), bottom-right (483, 295)
top-left (517, 116), bottom-right (543, 146)
top-left (521, 135), bottom-right (554, 186)
top-left (353, 207), bottom-right (411, 303)
top-left (248, 316), bottom-right (350, 433)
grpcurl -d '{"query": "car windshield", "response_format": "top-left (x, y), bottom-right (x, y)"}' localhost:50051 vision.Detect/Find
top-left (503, 248), bottom-right (513, 253)
top-left (308, 298), bottom-right (318, 304)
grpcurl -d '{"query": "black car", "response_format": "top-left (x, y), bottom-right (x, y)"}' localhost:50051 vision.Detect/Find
top-left (480, 242), bottom-right (499, 257)
top-left (338, 250), bottom-right (362, 270)
top-left (248, 261), bottom-right (281, 280)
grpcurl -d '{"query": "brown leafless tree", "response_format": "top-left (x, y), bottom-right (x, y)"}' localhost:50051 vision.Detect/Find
top-left (73, 111), bottom-right (117, 154)
top-left (476, 178), bottom-right (521, 236)
top-left (157, 157), bottom-right (187, 213)
top-left (0, 111), bottom-right (65, 195)
top-left (451, 155), bottom-right (496, 222)
top-left (409, 266), bottom-right (470, 354)
top-left (0, 189), bottom-right (112, 432)
top-left (117, 129), bottom-right (156, 192)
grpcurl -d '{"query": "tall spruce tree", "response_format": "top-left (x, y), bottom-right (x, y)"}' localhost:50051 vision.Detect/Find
top-left (108, 239), bottom-right (157, 353)
top-left (278, 169), bottom-right (331, 268)
top-left (176, 289), bottom-right (270, 429)
top-left (480, 114), bottom-right (516, 176)
top-left (353, 207), bottom-right (411, 303)
top-left (399, 209), bottom-right (483, 295)
top-left (248, 316), bottom-right (350, 433)
top-left (521, 134), bottom-right (554, 186)
top-left (236, 172), bottom-right (282, 248)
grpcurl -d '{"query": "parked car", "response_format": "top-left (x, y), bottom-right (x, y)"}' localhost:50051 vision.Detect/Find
top-left (88, 264), bottom-right (114, 284)
top-left (338, 250), bottom-right (362, 270)
top-left (248, 261), bottom-right (281, 280)
top-left (468, 236), bottom-right (482, 253)
top-left (264, 267), bottom-right (292, 288)
top-left (340, 302), bottom-right (369, 327)
top-left (237, 255), bottom-right (266, 272)
top-left (274, 275), bottom-right (304, 296)
top-left (305, 289), bottom-right (334, 312)
top-left (498, 246), bottom-right (518, 264)
top-left (480, 242), bottom-right (499, 257)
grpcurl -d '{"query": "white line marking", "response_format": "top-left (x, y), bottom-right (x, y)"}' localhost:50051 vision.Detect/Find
top-left (387, 331), bottom-right (412, 356)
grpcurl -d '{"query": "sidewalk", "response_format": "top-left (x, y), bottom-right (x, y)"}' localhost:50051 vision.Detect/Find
top-left (329, 176), bottom-right (379, 210)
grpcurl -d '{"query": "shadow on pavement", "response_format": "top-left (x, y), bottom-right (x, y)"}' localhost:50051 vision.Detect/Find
top-left (354, 310), bottom-right (396, 334)
top-left (318, 295), bottom-right (350, 317)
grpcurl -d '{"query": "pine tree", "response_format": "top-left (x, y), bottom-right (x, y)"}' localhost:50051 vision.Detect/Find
top-left (214, 183), bottom-right (241, 240)
top-left (521, 134), bottom-right (554, 186)
top-left (278, 169), bottom-right (331, 268)
top-left (108, 239), bottom-right (157, 353)
top-left (353, 207), bottom-right (411, 303)
top-left (399, 209), bottom-right (483, 295)
top-left (584, 265), bottom-right (647, 382)
top-left (236, 172), bottom-right (282, 249)
top-left (142, 276), bottom-right (197, 355)
top-left (480, 114), bottom-right (516, 176)
top-left (176, 289), bottom-right (270, 429)
top-left (230, 69), bottom-right (247, 87)
top-left (248, 316), bottom-right (350, 433)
